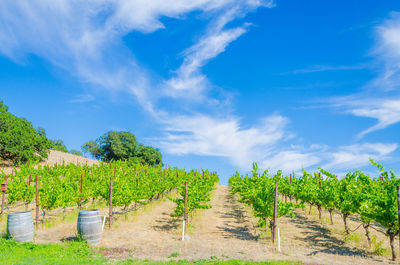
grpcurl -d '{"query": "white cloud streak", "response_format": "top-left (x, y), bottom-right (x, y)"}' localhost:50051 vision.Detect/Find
top-left (287, 64), bottom-right (370, 74)
top-left (157, 114), bottom-right (287, 169)
top-left (327, 13), bottom-right (400, 138)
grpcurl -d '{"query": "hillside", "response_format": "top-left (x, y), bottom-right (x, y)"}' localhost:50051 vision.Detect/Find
top-left (0, 150), bottom-right (99, 175)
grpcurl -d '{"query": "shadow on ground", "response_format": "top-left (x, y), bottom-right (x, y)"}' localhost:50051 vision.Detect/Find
top-left (216, 192), bottom-right (258, 241)
top-left (152, 212), bottom-right (180, 232)
top-left (290, 212), bottom-right (371, 258)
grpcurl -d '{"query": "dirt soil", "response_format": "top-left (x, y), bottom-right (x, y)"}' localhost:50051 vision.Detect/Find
top-left (0, 150), bottom-right (99, 175)
top-left (28, 185), bottom-right (396, 264)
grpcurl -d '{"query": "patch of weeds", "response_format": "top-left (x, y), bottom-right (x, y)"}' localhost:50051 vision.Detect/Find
top-left (371, 235), bottom-right (386, 256)
top-left (344, 233), bottom-right (361, 243)
top-left (168, 252), bottom-right (179, 258)
top-left (221, 254), bottom-right (229, 259)
top-left (210, 256), bottom-right (219, 260)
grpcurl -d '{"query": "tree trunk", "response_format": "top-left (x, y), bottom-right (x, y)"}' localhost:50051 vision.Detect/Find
top-left (329, 210), bottom-right (333, 225)
top-left (309, 204), bottom-right (312, 215)
top-left (317, 205), bottom-right (322, 220)
top-left (343, 214), bottom-right (350, 235)
top-left (388, 230), bottom-right (397, 261)
top-left (363, 223), bottom-right (371, 248)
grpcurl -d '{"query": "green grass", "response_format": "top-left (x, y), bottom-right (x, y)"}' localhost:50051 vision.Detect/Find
top-left (0, 238), bottom-right (105, 265)
top-left (0, 239), bottom-right (300, 265)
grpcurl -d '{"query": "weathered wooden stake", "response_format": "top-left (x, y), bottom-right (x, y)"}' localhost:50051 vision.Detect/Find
top-left (184, 181), bottom-right (188, 234)
top-left (35, 175), bottom-right (39, 229)
top-left (272, 181), bottom-right (278, 243)
top-left (1, 175), bottom-right (7, 215)
top-left (397, 186), bottom-right (400, 258)
top-left (109, 169), bottom-right (114, 229)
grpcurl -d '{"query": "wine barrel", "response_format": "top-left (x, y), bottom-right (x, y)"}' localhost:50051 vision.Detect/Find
top-left (77, 209), bottom-right (102, 245)
top-left (7, 211), bottom-right (34, 242)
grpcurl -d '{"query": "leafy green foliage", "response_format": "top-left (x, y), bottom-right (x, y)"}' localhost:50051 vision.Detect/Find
top-left (0, 101), bottom-right (50, 165)
top-left (229, 163), bottom-right (295, 229)
top-left (170, 170), bottom-right (218, 218)
top-left (49, 139), bottom-right (68, 153)
top-left (70, 150), bottom-right (83, 156)
top-left (2, 161), bottom-right (216, 215)
top-left (231, 160), bottom-right (400, 261)
top-left (82, 131), bottom-right (162, 166)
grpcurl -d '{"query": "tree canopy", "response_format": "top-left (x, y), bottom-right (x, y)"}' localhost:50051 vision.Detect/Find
top-left (82, 131), bottom-right (162, 166)
top-left (49, 139), bottom-right (68, 153)
top-left (0, 101), bottom-right (51, 165)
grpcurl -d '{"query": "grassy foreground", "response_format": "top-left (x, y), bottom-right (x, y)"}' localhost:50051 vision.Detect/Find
top-left (0, 239), bottom-right (299, 265)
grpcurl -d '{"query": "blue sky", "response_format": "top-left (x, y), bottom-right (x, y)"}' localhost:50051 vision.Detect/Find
top-left (1, 1), bottom-right (400, 184)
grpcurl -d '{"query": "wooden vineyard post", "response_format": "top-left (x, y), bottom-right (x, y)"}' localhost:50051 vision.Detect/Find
top-left (182, 181), bottom-right (188, 241)
top-left (272, 181), bottom-right (278, 243)
top-left (202, 171), bottom-right (204, 180)
top-left (35, 175), bottom-right (39, 229)
top-left (26, 175), bottom-right (31, 211)
top-left (108, 168), bottom-right (115, 229)
top-left (397, 186), bottom-right (400, 258)
top-left (79, 174), bottom-right (83, 209)
top-left (318, 173), bottom-right (322, 220)
top-left (1, 175), bottom-right (7, 215)
top-left (162, 170), bottom-right (165, 198)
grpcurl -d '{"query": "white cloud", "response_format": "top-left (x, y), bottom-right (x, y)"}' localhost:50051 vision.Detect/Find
top-left (329, 96), bottom-right (400, 138)
top-left (286, 64), bottom-right (370, 74)
top-left (373, 12), bottom-right (400, 91)
top-left (157, 113), bottom-right (287, 169)
top-left (69, 94), bottom-right (95, 103)
top-left (0, 0), bottom-right (272, 105)
top-left (326, 13), bottom-right (400, 138)
top-left (322, 143), bottom-right (398, 170)
top-left (260, 150), bottom-right (320, 173)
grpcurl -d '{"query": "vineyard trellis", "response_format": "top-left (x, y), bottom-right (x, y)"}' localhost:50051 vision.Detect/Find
top-left (0, 161), bottom-right (218, 231)
top-left (229, 160), bottom-right (400, 261)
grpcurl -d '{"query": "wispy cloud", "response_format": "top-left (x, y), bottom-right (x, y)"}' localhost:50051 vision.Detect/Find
top-left (68, 94), bottom-right (95, 103)
top-left (326, 13), bottom-right (400, 138)
top-left (372, 11), bottom-right (400, 91)
top-left (157, 113), bottom-right (287, 170)
top-left (322, 143), bottom-right (398, 170)
top-left (286, 63), bottom-right (370, 74)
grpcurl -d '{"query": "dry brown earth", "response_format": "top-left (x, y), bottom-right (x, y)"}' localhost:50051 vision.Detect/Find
top-left (0, 150), bottom-right (99, 175)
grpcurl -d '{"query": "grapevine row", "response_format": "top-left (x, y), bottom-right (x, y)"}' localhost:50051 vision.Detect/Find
top-left (229, 160), bottom-right (400, 261)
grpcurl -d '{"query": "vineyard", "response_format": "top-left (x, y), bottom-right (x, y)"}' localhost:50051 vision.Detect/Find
top-left (0, 161), bottom-right (218, 229)
top-left (1, 156), bottom-right (399, 264)
top-left (229, 160), bottom-right (400, 262)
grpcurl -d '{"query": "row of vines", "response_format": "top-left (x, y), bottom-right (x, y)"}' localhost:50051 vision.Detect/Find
top-left (229, 160), bottom-right (400, 261)
top-left (0, 161), bottom-right (218, 224)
